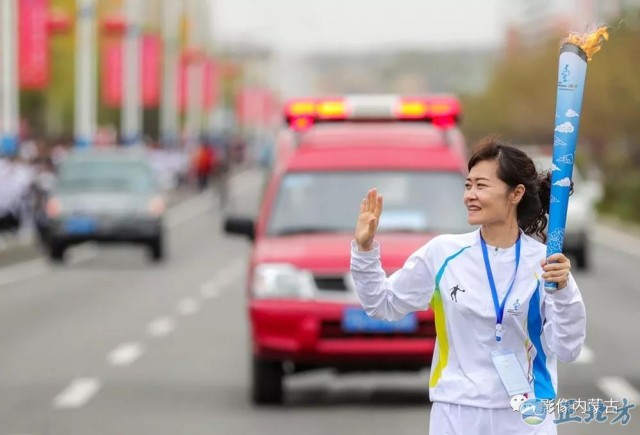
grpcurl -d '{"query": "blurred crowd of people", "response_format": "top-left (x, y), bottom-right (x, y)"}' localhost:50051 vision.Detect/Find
top-left (0, 139), bottom-right (63, 241)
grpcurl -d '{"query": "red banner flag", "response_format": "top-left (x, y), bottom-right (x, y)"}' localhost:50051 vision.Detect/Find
top-left (102, 41), bottom-right (123, 107)
top-left (177, 55), bottom-right (188, 111)
top-left (202, 58), bottom-right (219, 110)
top-left (177, 54), bottom-right (220, 112)
top-left (235, 88), bottom-right (277, 127)
top-left (101, 35), bottom-right (161, 108)
top-left (19, 0), bottom-right (50, 89)
top-left (140, 35), bottom-right (161, 107)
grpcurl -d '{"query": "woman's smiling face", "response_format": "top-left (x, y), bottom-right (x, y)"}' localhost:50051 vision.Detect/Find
top-left (463, 159), bottom-right (512, 226)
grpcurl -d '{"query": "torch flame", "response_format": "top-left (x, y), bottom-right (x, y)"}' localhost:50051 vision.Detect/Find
top-left (562, 26), bottom-right (609, 61)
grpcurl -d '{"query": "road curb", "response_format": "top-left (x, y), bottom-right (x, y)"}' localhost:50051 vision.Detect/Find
top-left (593, 217), bottom-right (640, 259)
top-left (598, 215), bottom-right (640, 239)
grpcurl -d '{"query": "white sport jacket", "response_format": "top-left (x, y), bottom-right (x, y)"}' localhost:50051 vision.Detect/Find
top-left (350, 229), bottom-right (586, 409)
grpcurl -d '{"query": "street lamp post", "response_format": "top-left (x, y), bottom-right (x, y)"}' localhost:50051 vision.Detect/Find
top-left (183, 0), bottom-right (205, 152)
top-left (74, 0), bottom-right (97, 148)
top-left (0, 0), bottom-right (18, 157)
top-left (159, 0), bottom-right (181, 148)
top-left (121, 0), bottom-right (142, 146)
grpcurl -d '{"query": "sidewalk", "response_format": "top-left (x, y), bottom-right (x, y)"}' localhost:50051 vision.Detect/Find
top-left (598, 215), bottom-right (640, 239)
top-left (593, 216), bottom-right (640, 259)
top-left (0, 232), bottom-right (40, 266)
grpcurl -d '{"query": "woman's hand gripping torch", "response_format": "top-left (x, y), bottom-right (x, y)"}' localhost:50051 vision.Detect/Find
top-left (545, 27), bottom-right (609, 293)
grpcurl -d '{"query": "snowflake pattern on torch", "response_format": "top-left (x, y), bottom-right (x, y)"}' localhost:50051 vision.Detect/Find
top-left (554, 136), bottom-right (567, 147)
top-left (554, 177), bottom-right (572, 187)
top-left (551, 195), bottom-right (560, 203)
top-left (547, 228), bottom-right (565, 254)
top-left (565, 109), bottom-right (580, 118)
top-left (557, 154), bottom-right (574, 165)
top-left (555, 122), bottom-right (574, 133)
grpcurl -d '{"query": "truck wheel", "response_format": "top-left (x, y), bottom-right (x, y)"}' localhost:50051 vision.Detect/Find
top-left (252, 357), bottom-right (284, 405)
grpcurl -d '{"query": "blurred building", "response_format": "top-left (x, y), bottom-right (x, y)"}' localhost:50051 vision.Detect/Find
top-left (303, 48), bottom-right (498, 96)
top-left (98, 0), bottom-right (161, 31)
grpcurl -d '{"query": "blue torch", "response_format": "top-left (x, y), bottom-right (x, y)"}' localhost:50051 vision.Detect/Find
top-left (545, 29), bottom-right (608, 293)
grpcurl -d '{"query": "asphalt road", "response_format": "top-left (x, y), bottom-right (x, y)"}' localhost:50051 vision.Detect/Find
top-left (0, 168), bottom-right (638, 435)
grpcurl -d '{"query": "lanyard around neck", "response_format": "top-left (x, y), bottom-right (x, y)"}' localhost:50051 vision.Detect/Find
top-left (480, 231), bottom-right (521, 342)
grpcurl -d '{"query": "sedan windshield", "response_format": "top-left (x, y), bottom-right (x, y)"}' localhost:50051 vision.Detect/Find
top-left (57, 160), bottom-right (156, 194)
top-left (267, 171), bottom-right (469, 236)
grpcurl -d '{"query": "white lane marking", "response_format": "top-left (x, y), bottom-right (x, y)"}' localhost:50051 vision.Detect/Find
top-left (214, 273), bottom-right (238, 290)
top-left (177, 298), bottom-right (200, 316)
top-left (0, 258), bottom-right (47, 287)
top-left (592, 224), bottom-right (640, 259)
top-left (107, 342), bottom-right (144, 366)
top-left (597, 377), bottom-right (640, 402)
top-left (213, 261), bottom-right (245, 287)
top-left (53, 378), bottom-right (101, 409)
top-left (200, 280), bottom-right (221, 299)
top-left (230, 259), bottom-right (246, 274)
top-left (166, 192), bottom-right (214, 228)
top-left (200, 260), bottom-right (245, 299)
top-left (147, 316), bottom-right (175, 338)
top-left (573, 344), bottom-right (594, 364)
top-left (67, 245), bottom-right (99, 265)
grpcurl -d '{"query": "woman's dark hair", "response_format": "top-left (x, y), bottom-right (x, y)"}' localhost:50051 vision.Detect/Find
top-left (468, 138), bottom-right (553, 242)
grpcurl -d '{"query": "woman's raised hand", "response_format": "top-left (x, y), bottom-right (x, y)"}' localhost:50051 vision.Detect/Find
top-left (355, 188), bottom-right (383, 252)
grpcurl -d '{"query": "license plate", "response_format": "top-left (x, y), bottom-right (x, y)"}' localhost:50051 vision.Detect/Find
top-left (64, 216), bottom-right (97, 235)
top-left (341, 307), bottom-right (417, 333)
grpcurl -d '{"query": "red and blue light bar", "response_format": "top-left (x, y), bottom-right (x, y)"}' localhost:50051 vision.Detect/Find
top-left (284, 95), bottom-right (461, 131)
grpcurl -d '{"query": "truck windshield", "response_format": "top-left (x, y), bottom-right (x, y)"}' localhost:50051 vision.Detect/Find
top-left (267, 171), bottom-right (469, 236)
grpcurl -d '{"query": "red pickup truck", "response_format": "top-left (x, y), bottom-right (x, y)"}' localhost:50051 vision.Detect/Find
top-left (225, 95), bottom-right (470, 404)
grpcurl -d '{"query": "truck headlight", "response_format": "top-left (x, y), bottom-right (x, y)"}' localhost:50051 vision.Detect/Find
top-left (253, 264), bottom-right (315, 299)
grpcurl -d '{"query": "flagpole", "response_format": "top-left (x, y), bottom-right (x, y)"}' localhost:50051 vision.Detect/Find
top-left (0, 0), bottom-right (19, 156)
top-left (121, 0), bottom-right (142, 146)
top-left (159, 0), bottom-right (181, 148)
top-left (74, 0), bottom-right (97, 148)
top-left (183, 0), bottom-right (203, 152)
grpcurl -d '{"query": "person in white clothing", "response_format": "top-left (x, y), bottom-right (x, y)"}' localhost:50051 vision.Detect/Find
top-left (350, 139), bottom-right (586, 434)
